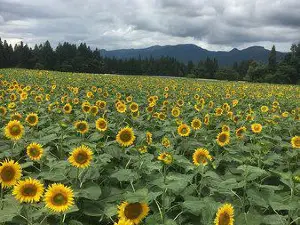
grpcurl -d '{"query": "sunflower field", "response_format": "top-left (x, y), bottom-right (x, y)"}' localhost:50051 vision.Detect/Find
top-left (0, 68), bottom-right (299, 225)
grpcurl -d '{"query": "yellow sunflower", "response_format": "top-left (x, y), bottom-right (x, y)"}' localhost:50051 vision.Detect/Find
top-left (215, 107), bottom-right (223, 116)
top-left (0, 159), bottom-right (22, 188)
top-left (26, 142), bottom-right (44, 161)
top-left (63, 103), bottom-right (72, 114)
top-left (26, 113), bottom-right (39, 126)
top-left (95, 118), bottom-right (108, 132)
top-left (117, 103), bottom-right (127, 113)
top-left (216, 132), bottom-right (230, 147)
top-left (74, 120), bottom-right (89, 134)
top-left (0, 106), bottom-right (7, 116)
top-left (214, 203), bottom-right (234, 225)
top-left (251, 123), bottom-right (262, 134)
top-left (129, 102), bottom-right (139, 113)
top-left (4, 120), bottom-right (25, 141)
top-left (114, 218), bottom-right (134, 225)
top-left (146, 132), bottom-right (152, 145)
top-left (162, 137), bottom-right (171, 148)
top-left (12, 177), bottom-right (44, 203)
top-left (261, 106), bottom-right (269, 113)
top-left (204, 114), bottom-right (210, 125)
top-left (90, 106), bottom-right (99, 116)
top-left (235, 126), bottom-right (246, 139)
top-left (221, 125), bottom-right (230, 133)
top-left (192, 148), bottom-right (212, 166)
top-left (44, 183), bottom-right (74, 213)
top-left (177, 123), bottom-right (191, 137)
top-left (157, 152), bottom-right (173, 165)
top-left (116, 127), bottom-right (136, 147)
top-left (171, 107), bottom-right (181, 117)
top-left (10, 112), bottom-right (22, 121)
top-left (291, 136), bottom-right (300, 149)
top-left (191, 118), bottom-right (202, 130)
top-left (118, 201), bottom-right (149, 224)
top-left (68, 145), bottom-right (93, 168)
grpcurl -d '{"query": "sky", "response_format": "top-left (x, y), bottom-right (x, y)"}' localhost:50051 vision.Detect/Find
top-left (0, 0), bottom-right (299, 52)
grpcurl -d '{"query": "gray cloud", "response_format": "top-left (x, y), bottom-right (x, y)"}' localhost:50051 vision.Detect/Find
top-left (0, 0), bottom-right (299, 51)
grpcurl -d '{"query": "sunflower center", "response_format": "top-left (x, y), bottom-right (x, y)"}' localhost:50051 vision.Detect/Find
top-left (219, 134), bottom-right (227, 142)
top-left (10, 125), bottom-right (21, 135)
top-left (22, 184), bottom-right (37, 196)
top-left (124, 203), bottom-right (143, 219)
top-left (295, 139), bottom-right (300, 146)
top-left (77, 123), bottom-right (87, 131)
top-left (181, 128), bottom-right (187, 134)
top-left (197, 154), bottom-right (206, 164)
top-left (120, 131), bottom-right (132, 142)
top-left (75, 152), bottom-right (88, 164)
top-left (28, 116), bottom-right (36, 123)
top-left (193, 121), bottom-right (200, 128)
top-left (29, 147), bottom-right (40, 157)
top-left (98, 121), bottom-right (106, 129)
top-left (52, 193), bottom-right (67, 206)
top-left (0, 166), bottom-right (15, 182)
top-left (83, 106), bottom-right (90, 112)
top-left (219, 212), bottom-right (230, 225)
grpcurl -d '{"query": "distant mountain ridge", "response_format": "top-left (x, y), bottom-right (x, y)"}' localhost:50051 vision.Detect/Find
top-left (100, 44), bottom-right (286, 66)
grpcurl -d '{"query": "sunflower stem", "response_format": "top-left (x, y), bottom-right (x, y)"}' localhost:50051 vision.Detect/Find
top-left (162, 165), bottom-right (167, 224)
top-left (76, 168), bottom-right (80, 187)
top-left (0, 185), bottom-right (3, 210)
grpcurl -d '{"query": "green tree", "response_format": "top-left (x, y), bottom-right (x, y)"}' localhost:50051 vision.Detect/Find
top-left (268, 45), bottom-right (277, 72)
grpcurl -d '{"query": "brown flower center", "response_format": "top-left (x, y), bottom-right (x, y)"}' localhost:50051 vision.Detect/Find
top-left (124, 203), bottom-right (143, 219)
top-left (10, 125), bottom-right (21, 135)
top-left (218, 133), bottom-right (227, 142)
top-left (22, 184), bottom-right (37, 196)
top-left (0, 166), bottom-right (15, 182)
top-left (52, 193), bottom-right (67, 206)
top-left (219, 212), bottom-right (230, 225)
top-left (120, 131), bottom-right (132, 142)
top-left (29, 147), bottom-right (40, 157)
top-left (75, 152), bottom-right (88, 164)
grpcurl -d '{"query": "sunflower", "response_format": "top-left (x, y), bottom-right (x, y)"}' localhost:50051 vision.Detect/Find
top-left (82, 103), bottom-right (91, 113)
top-left (216, 132), bottom-right (230, 147)
top-left (96, 100), bottom-right (107, 110)
top-left (191, 118), bottom-right (202, 130)
top-left (4, 120), bottom-right (25, 141)
top-left (116, 127), bottom-right (136, 147)
top-left (177, 123), bottom-right (191, 137)
top-left (26, 113), bottom-right (39, 126)
top-left (236, 126), bottom-right (246, 139)
top-left (221, 125), bottom-right (230, 133)
top-left (0, 159), bottom-right (22, 188)
top-left (214, 203), bottom-right (234, 225)
top-left (251, 123), bottom-right (262, 134)
top-left (10, 112), bottom-right (22, 121)
top-left (44, 183), bottom-right (74, 213)
top-left (192, 148), bottom-right (212, 166)
top-left (204, 114), bottom-right (210, 125)
top-left (63, 103), bottom-right (72, 114)
top-left (27, 143), bottom-right (44, 161)
top-left (157, 152), bottom-right (173, 165)
top-left (261, 106), bottom-right (269, 113)
top-left (118, 201), bottom-right (149, 224)
top-left (12, 177), bottom-right (44, 203)
top-left (0, 106), bottom-right (7, 116)
top-left (215, 107), bottom-right (223, 116)
top-left (68, 145), bottom-right (93, 168)
top-left (96, 118), bottom-right (108, 132)
top-left (138, 146), bottom-right (148, 154)
top-left (146, 132), bottom-right (152, 145)
top-left (129, 102), bottom-right (139, 113)
top-left (90, 106), bottom-right (99, 116)
top-left (114, 218), bottom-right (134, 225)
top-left (291, 136), bottom-right (300, 149)
top-left (74, 120), bottom-right (89, 134)
top-left (162, 137), bottom-right (171, 148)
top-left (117, 103), bottom-right (127, 113)
top-left (171, 107), bottom-right (181, 117)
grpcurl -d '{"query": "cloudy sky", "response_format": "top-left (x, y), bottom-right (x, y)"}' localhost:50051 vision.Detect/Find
top-left (0, 0), bottom-right (299, 52)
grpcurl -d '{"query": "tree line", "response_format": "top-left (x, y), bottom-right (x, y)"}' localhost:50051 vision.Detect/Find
top-left (0, 38), bottom-right (299, 84)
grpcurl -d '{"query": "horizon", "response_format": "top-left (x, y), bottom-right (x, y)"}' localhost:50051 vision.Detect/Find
top-left (1, 0), bottom-right (299, 52)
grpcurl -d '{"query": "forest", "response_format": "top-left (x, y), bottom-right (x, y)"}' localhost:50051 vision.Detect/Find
top-left (0, 38), bottom-right (299, 84)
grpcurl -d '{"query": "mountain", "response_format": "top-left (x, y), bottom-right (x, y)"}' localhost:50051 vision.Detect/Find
top-left (100, 44), bottom-right (286, 66)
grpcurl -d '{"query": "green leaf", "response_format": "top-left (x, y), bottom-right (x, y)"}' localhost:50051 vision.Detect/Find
top-left (111, 169), bottom-right (140, 182)
top-left (0, 196), bottom-right (22, 223)
top-left (79, 183), bottom-right (102, 200)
